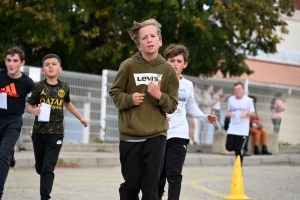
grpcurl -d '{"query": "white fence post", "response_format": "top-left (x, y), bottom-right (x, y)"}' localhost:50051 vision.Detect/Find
top-left (83, 92), bottom-right (91, 143)
top-left (100, 69), bottom-right (108, 142)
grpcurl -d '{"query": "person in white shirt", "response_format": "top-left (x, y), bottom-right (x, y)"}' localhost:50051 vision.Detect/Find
top-left (199, 84), bottom-right (217, 144)
top-left (225, 82), bottom-right (255, 165)
top-left (158, 44), bottom-right (218, 200)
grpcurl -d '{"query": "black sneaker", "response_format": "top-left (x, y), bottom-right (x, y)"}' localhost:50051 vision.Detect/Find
top-left (10, 151), bottom-right (16, 168)
top-left (19, 147), bottom-right (27, 151)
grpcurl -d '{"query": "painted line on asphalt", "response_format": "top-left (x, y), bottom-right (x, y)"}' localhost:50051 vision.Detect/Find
top-left (188, 179), bottom-right (226, 198)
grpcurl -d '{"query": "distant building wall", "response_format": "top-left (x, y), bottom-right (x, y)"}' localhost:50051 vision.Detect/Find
top-left (277, 11), bottom-right (300, 51)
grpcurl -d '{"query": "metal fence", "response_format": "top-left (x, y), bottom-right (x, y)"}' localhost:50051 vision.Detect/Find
top-left (20, 66), bottom-right (103, 143)
top-left (5, 66), bottom-right (300, 145)
top-left (103, 70), bottom-right (300, 145)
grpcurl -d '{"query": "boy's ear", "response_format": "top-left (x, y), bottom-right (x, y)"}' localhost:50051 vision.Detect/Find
top-left (184, 62), bottom-right (188, 69)
top-left (41, 67), bottom-right (45, 74)
top-left (59, 67), bottom-right (63, 73)
top-left (21, 60), bottom-right (25, 66)
top-left (137, 45), bottom-right (141, 52)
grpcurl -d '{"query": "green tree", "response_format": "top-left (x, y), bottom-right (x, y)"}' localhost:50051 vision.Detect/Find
top-left (0, 0), bottom-right (296, 77)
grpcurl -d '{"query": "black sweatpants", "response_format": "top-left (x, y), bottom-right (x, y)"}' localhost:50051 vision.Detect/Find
top-left (119, 135), bottom-right (166, 200)
top-left (0, 116), bottom-right (22, 199)
top-left (225, 134), bottom-right (247, 164)
top-left (31, 133), bottom-right (63, 200)
top-left (158, 138), bottom-right (189, 200)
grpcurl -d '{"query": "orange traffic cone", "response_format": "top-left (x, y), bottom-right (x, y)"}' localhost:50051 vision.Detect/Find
top-left (223, 156), bottom-right (250, 200)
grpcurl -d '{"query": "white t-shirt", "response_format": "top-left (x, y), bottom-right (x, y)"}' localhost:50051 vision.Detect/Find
top-left (167, 77), bottom-right (208, 139)
top-left (227, 95), bottom-right (255, 136)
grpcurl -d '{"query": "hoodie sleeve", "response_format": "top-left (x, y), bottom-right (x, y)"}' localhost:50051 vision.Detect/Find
top-left (157, 68), bottom-right (179, 114)
top-left (109, 65), bottom-right (135, 111)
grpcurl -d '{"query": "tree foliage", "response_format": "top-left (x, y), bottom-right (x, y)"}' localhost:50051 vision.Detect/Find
top-left (0, 0), bottom-right (296, 77)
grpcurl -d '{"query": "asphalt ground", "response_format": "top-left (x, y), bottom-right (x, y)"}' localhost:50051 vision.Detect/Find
top-left (3, 165), bottom-right (300, 200)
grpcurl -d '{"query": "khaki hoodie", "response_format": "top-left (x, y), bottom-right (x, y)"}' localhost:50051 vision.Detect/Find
top-left (109, 52), bottom-right (179, 140)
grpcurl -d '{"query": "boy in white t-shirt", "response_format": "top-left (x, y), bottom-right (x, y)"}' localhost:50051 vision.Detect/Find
top-left (158, 44), bottom-right (218, 200)
top-left (225, 82), bottom-right (255, 165)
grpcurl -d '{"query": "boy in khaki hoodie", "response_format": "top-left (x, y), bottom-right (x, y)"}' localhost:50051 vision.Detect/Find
top-left (109, 18), bottom-right (179, 200)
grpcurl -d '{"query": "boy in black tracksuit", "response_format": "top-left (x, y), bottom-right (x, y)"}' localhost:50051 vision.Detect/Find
top-left (0, 47), bottom-right (34, 200)
top-left (109, 19), bottom-right (179, 200)
top-left (26, 54), bottom-right (89, 200)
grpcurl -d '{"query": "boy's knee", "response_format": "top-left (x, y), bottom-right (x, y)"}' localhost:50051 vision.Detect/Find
top-left (120, 182), bottom-right (139, 192)
top-left (225, 144), bottom-right (234, 151)
top-left (35, 163), bottom-right (43, 175)
top-left (35, 166), bottom-right (42, 175)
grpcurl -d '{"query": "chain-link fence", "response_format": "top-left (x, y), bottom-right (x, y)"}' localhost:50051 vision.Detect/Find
top-left (3, 66), bottom-right (299, 145)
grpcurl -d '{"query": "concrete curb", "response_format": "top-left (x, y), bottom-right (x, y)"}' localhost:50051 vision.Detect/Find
top-left (13, 151), bottom-right (300, 169)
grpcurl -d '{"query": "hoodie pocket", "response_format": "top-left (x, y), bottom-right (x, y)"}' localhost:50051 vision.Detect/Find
top-left (125, 110), bottom-right (167, 136)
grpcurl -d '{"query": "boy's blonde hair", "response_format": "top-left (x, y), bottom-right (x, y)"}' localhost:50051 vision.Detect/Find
top-left (164, 44), bottom-right (189, 63)
top-left (128, 18), bottom-right (162, 45)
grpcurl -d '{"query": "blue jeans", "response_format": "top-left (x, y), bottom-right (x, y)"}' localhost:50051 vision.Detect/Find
top-left (0, 116), bottom-right (22, 198)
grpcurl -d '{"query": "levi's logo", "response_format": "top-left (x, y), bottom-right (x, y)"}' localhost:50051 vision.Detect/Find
top-left (133, 73), bottom-right (162, 86)
top-left (0, 83), bottom-right (19, 98)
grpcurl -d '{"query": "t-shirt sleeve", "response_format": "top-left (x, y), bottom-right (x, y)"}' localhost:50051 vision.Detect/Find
top-left (27, 78), bottom-right (35, 94)
top-left (249, 98), bottom-right (255, 112)
top-left (64, 84), bottom-right (71, 103)
top-left (26, 83), bottom-right (39, 105)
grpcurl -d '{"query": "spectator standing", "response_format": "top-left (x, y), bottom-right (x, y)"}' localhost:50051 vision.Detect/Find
top-left (187, 84), bottom-right (202, 144)
top-left (212, 87), bottom-right (230, 131)
top-left (270, 92), bottom-right (285, 134)
top-left (199, 84), bottom-right (217, 144)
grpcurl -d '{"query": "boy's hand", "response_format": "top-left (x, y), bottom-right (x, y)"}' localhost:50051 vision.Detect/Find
top-left (80, 118), bottom-right (89, 127)
top-left (147, 80), bottom-right (162, 100)
top-left (132, 92), bottom-right (145, 105)
top-left (240, 111), bottom-right (248, 119)
top-left (166, 113), bottom-right (171, 121)
top-left (226, 111), bottom-right (231, 118)
top-left (207, 114), bottom-right (218, 125)
top-left (33, 104), bottom-right (42, 116)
